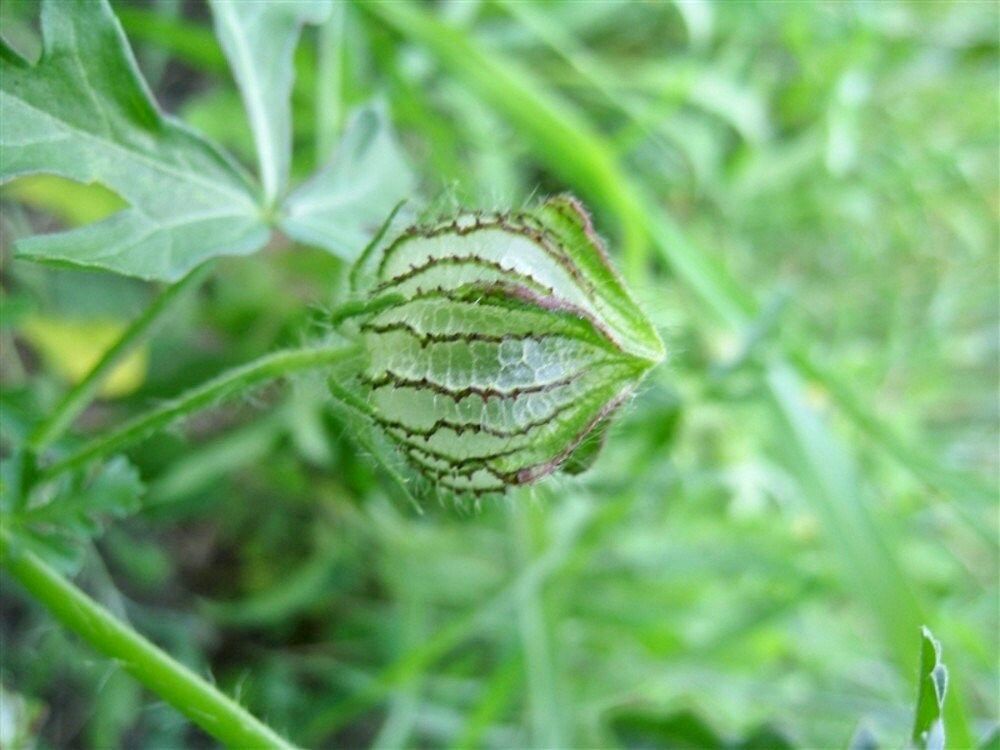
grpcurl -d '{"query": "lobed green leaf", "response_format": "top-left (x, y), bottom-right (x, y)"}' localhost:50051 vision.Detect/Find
top-left (280, 104), bottom-right (415, 260)
top-left (912, 627), bottom-right (948, 750)
top-left (0, 0), bottom-right (269, 281)
top-left (209, 0), bottom-right (332, 206)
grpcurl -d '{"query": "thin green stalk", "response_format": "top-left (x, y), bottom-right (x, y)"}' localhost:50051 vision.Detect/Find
top-left (28, 264), bottom-right (213, 454)
top-left (40, 343), bottom-right (361, 481)
top-left (510, 507), bottom-right (562, 749)
top-left (315, 1), bottom-right (345, 163)
top-left (0, 526), bottom-right (297, 749)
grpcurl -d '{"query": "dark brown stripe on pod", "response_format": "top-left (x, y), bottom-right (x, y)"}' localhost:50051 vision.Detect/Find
top-left (362, 321), bottom-right (537, 348)
top-left (405, 447), bottom-right (507, 486)
top-left (375, 218), bottom-right (596, 301)
top-left (373, 254), bottom-right (556, 297)
top-left (360, 371), bottom-right (582, 403)
top-left (385, 427), bottom-right (524, 469)
top-left (360, 320), bottom-right (613, 355)
top-left (372, 396), bottom-right (580, 440)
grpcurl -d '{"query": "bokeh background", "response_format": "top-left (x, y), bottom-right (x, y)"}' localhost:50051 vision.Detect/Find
top-left (1, 1), bottom-right (997, 748)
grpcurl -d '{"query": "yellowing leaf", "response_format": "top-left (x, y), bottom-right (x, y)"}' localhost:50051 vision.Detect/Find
top-left (1, 174), bottom-right (125, 226)
top-left (20, 316), bottom-right (147, 397)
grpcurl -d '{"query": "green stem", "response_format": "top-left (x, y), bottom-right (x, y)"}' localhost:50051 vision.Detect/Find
top-left (315, 1), bottom-right (345, 163)
top-left (40, 343), bottom-right (361, 481)
top-left (28, 264), bottom-right (213, 454)
top-left (0, 526), bottom-right (297, 749)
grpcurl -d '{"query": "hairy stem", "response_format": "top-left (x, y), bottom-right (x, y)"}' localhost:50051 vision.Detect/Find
top-left (28, 263), bottom-right (213, 454)
top-left (0, 527), bottom-right (297, 749)
top-left (40, 343), bottom-right (362, 480)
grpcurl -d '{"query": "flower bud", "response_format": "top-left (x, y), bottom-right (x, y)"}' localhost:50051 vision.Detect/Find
top-left (346, 196), bottom-right (664, 495)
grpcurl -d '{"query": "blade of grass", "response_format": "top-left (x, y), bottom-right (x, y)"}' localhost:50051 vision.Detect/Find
top-left (510, 505), bottom-right (563, 749)
top-left (767, 362), bottom-right (924, 663)
top-left (146, 410), bottom-right (284, 506)
top-left (370, 570), bottom-right (426, 750)
top-left (641, 201), bottom-right (755, 328)
top-left (789, 345), bottom-right (999, 505)
top-left (451, 655), bottom-right (522, 750)
top-left (492, 0), bottom-right (681, 164)
top-left (766, 362), bottom-right (972, 748)
top-left (368, 31), bottom-right (467, 186)
top-left (314, 2), bottom-right (346, 163)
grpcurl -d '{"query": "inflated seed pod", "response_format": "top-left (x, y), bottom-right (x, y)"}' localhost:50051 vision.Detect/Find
top-left (340, 195), bottom-right (665, 495)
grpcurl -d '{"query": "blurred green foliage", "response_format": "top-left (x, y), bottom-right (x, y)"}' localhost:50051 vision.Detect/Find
top-left (1, 1), bottom-right (997, 749)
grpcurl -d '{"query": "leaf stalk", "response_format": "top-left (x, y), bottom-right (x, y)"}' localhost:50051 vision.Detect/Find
top-left (39, 343), bottom-right (362, 481)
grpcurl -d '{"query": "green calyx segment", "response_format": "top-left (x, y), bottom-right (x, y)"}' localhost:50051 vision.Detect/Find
top-left (379, 370), bottom-right (635, 494)
top-left (361, 289), bottom-right (625, 355)
top-left (360, 196), bottom-right (665, 364)
top-left (341, 196), bottom-right (664, 496)
top-left (530, 195), bottom-right (664, 360)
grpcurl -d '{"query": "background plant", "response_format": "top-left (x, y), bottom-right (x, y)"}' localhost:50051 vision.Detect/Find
top-left (1, 1), bottom-right (997, 749)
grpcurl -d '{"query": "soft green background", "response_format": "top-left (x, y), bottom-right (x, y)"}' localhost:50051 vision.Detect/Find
top-left (1, 1), bottom-right (997, 748)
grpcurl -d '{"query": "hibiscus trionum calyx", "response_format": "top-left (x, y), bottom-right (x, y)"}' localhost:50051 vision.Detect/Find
top-left (340, 195), bottom-right (665, 495)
